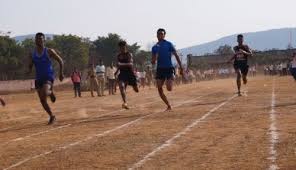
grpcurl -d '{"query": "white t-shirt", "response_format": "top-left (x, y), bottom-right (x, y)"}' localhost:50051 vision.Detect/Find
top-left (96, 65), bottom-right (105, 75)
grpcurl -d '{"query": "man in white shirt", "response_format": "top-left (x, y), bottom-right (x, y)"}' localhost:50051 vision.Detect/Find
top-left (106, 62), bottom-right (117, 95)
top-left (96, 60), bottom-right (106, 96)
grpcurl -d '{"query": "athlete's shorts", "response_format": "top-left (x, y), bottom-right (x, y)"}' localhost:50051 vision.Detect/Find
top-left (290, 68), bottom-right (296, 80)
top-left (156, 67), bottom-right (175, 80)
top-left (118, 71), bottom-right (137, 86)
top-left (35, 79), bottom-right (54, 89)
top-left (233, 60), bottom-right (249, 75)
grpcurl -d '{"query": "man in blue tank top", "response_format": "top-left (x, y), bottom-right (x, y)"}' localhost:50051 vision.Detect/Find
top-left (28, 32), bottom-right (64, 125)
top-left (152, 28), bottom-right (184, 111)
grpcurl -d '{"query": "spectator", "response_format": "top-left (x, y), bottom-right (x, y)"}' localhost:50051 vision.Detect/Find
top-left (71, 67), bottom-right (82, 97)
top-left (106, 62), bottom-right (117, 95)
top-left (96, 60), bottom-right (106, 96)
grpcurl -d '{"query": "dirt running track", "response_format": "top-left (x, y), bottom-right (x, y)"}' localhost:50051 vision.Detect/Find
top-left (0, 76), bottom-right (295, 170)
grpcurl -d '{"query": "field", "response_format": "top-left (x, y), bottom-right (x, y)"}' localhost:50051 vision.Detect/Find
top-left (0, 76), bottom-right (295, 170)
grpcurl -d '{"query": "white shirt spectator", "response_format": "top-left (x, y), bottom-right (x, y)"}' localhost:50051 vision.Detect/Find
top-left (106, 66), bottom-right (117, 79)
top-left (96, 65), bottom-right (105, 76)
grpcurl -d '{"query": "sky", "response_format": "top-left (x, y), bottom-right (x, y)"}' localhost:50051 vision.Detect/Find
top-left (0, 0), bottom-right (296, 50)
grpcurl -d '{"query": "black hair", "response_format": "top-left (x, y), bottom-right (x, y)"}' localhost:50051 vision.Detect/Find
top-left (157, 28), bottom-right (166, 35)
top-left (35, 32), bottom-right (45, 38)
top-left (237, 34), bottom-right (243, 38)
top-left (118, 40), bottom-right (127, 47)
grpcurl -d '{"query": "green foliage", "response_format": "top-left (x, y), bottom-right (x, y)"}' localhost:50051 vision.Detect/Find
top-left (214, 44), bottom-right (234, 55)
top-left (93, 33), bottom-right (141, 66)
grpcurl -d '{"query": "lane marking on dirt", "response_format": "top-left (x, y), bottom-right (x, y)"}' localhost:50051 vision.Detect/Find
top-left (3, 94), bottom-right (210, 170)
top-left (268, 79), bottom-right (279, 170)
top-left (129, 94), bottom-right (236, 170)
top-left (0, 98), bottom-right (160, 146)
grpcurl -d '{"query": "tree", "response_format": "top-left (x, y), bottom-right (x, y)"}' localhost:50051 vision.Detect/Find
top-left (93, 33), bottom-right (141, 66)
top-left (48, 35), bottom-right (90, 75)
top-left (214, 44), bottom-right (234, 55)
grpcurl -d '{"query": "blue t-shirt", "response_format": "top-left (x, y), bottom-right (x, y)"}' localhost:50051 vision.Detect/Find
top-left (152, 40), bottom-right (176, 68)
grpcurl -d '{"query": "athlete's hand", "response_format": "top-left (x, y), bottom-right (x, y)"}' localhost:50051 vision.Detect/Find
top-left (59, 73), bottom-right (64, 81)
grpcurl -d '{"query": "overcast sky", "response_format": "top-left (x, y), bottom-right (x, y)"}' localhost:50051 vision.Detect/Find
top-left (1, 0), bottom-right (295, 50)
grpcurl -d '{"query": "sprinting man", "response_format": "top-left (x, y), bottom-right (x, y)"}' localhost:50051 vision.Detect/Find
top-left (28, 32), bottom-right (64, 125)
top-left (228, 34), bottom-right (252, 96)
top-left (152, 28), bottom-right (183, 111)
top-left (0, 97), bottom-right (5, 106)
top-left (115, 41), bottom-right (139, 109)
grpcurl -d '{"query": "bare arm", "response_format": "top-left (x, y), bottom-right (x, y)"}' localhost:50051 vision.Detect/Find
top-left (48, 48), bottom-right (64, 81)
top-left (241, 45), bottom-right (252, 56)
top-left (172, 51), bottom-right (184, 75)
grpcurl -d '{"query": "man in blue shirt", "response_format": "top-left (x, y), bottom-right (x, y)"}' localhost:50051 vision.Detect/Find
top-left (152, 28), bottom-right (184, 111)
top-left (28, 33), bottom-right (64, 125)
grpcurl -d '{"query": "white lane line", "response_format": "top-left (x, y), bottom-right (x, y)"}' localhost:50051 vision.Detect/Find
top-left (0, 99), bottom-right (160, 146)
top-left (268, 79), bottom-right (279, 170)
top-left (0, 95), bottom-right (159, 131)
top-left (129, 94), bottom-right (236, 170)
top-left (0, 124), bottom-right (71, 146)
top-left (3, 95), bottom-right (207, 170)
top-left (0, 127), bottom-right (12, 132)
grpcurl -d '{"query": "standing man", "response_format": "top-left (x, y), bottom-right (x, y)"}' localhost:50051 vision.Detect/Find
top-left (0, 96), bottom-right (5, 106)
top-left (228, 34), bottom-right (252, 96)
top-left (71, 67), bottom-right (82, 97)
top-left (152, 28), bottom-right (183, 111)
top-left (106, 62), bottom-right (117, 95)
top-left (145, 65), bottom-right (153, 88)
top-left (28, 32), bottom-right (64, 125)
top-left (96, 60), bottom-right (106, 96)
top-left (87, 64), bottom-right (100, 97)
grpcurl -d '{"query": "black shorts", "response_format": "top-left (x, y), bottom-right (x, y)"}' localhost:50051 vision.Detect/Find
top-left (35, 79), bottom-right (54, 89)
top-left (234, 60), bottom-right (249, 75)
top-left (118, 71), bottom-right (137, 86)
top-left (156, 67), bottom-right (175, 80)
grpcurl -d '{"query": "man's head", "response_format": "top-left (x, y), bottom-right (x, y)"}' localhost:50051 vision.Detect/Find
top-left (99, 59), bottom-right (103, 65)
top-left (118, 40), bottom-right (127, 53)
top-left (293, 52), bottom-right (296, 58)
top-left (157, 28), bottom-right (166, 41)
top-left (35, 32), bottom-right (45, 47)
top-left (237, 34), bottom-right (244, 45)
top-left (74, 67), bottom-right (77, 72)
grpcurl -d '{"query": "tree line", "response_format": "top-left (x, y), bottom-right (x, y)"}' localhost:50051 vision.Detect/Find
top-left (0, 33), bottom-right (151, 80)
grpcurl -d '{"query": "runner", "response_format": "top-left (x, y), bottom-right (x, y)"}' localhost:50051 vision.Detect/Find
top-left (0, 97), bottom-right (5, 106)
top-left (152, 28), bottom-right (183, 110)
top-left (28, 32), bottom-right (64, 125)
top-left (228, 34), bottom-right (252, 96)
top-left (289, 52), bottom-right (296, 81)
top-left (116, 41), bottom-right (139, 109)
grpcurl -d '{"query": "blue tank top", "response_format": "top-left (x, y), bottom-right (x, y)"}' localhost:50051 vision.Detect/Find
top-left (32, 48), bottom-right (54, 81)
